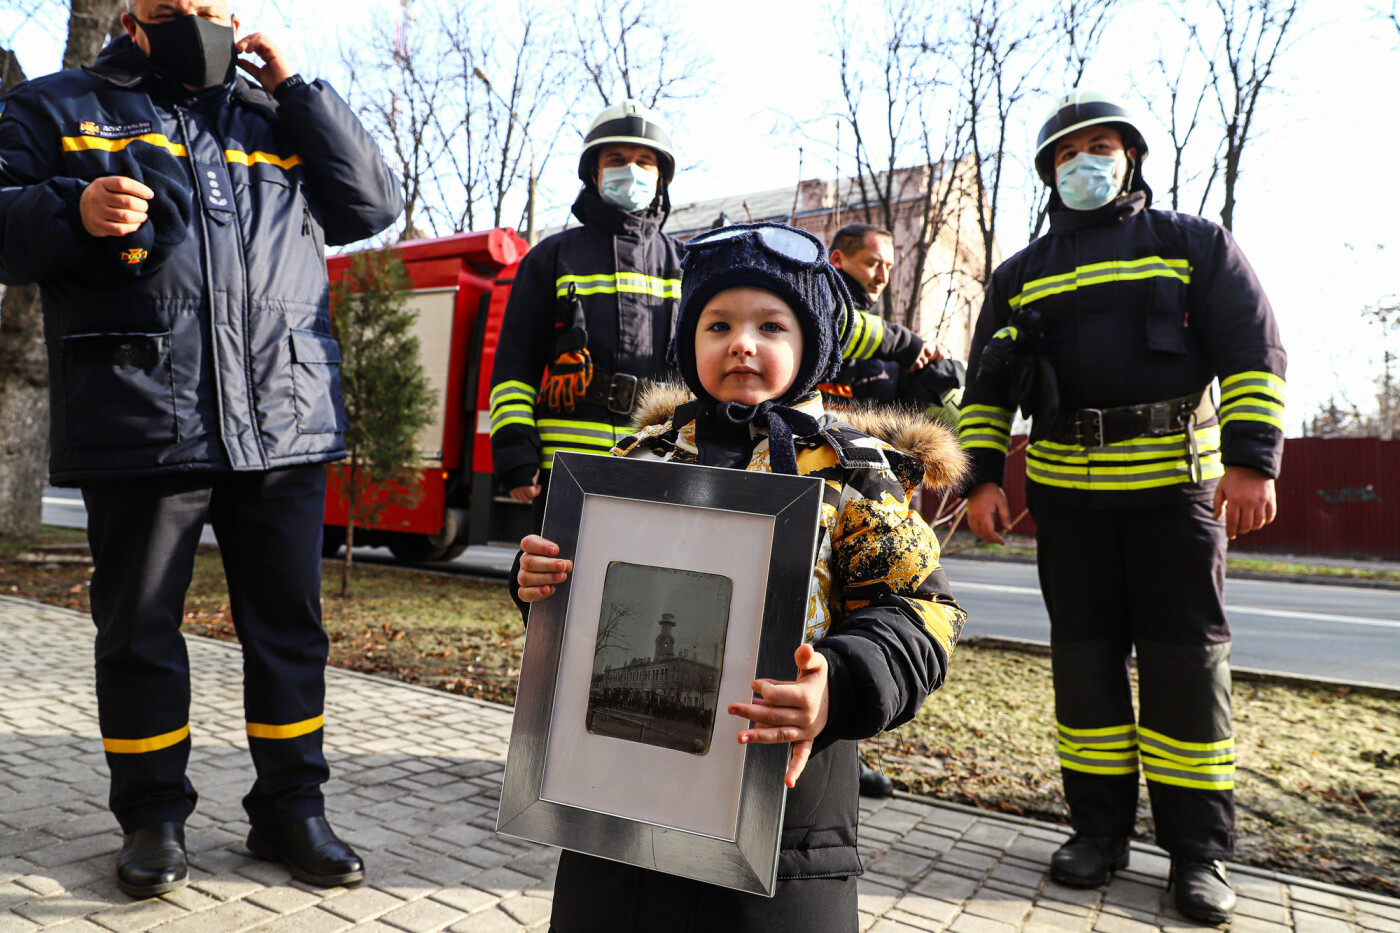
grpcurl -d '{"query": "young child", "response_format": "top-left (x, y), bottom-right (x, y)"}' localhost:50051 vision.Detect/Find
top-left (515, 223), bottom-right (969, 932)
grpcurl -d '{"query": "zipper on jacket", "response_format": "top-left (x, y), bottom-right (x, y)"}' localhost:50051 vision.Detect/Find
top-left (302, 200), bottom-right (311, 236)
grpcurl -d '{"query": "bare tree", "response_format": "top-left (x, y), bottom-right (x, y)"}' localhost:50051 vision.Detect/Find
top-left (337, 1), bottom-right (575, 241)
top-left (569, 0), bottom-right (712, 108)
top-left (956, 0), bottom-right (1049, 288)
top-left (1193, 0), bottom-right (1303, 230)
top-left (595, 603), bottom-right (634, 665)
top-left (0, 0), bottom-right (122, 538)
top-left (1025, 0), bottom-right (1122, 238)
top-left (1134, 42), bottom-right (1220, 213)
top-left (829, 0), bottom-right (966, 326)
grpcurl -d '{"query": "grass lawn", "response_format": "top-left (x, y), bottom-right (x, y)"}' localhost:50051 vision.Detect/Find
top-left (3, 529), bottom-right (1396, 897)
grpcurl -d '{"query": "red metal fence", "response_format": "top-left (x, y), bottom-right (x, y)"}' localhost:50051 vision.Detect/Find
top-left (992, 437), bottom-right (1400, 559)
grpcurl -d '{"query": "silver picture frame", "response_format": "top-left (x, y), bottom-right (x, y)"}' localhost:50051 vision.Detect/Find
top-left (497, 450), bottom-right (825, 896)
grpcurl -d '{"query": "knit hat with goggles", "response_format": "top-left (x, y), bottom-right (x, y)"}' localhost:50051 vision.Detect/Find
top-left (668, 222), bottom-right (855, 474)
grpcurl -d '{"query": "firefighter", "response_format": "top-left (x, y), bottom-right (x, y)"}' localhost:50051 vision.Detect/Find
top-left (820, 223), bottom-right (936, 412)
top-left (488, 99), bottom-right (684, 529)
top-left (958, 91), bottom-right (1285, 924)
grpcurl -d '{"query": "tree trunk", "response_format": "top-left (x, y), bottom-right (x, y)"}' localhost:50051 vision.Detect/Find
top-left (0, 285), bottom-right (49, 538)
top-left (63, 0), bottom-right (125, 71)
top-left (0, 51), bottom-right (48, 539)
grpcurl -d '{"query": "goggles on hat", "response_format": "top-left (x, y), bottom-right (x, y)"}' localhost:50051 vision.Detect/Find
top-left (683, 222), bottom-right (826, 266)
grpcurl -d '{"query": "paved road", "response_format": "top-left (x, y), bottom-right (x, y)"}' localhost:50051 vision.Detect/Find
top-left (42, 491), bottom-right (1400, 689)
top-left (940, 557), bottom-right (1400, 690)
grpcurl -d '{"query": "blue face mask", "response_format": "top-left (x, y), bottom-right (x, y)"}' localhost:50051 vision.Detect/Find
top-left (1056, 152), bottom-right (1126, 211)
top-left (599, 164), bottom-right (659, 213)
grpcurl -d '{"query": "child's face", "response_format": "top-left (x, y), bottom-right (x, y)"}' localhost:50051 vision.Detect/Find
top-left (694, 287), bottom-right (804, 406)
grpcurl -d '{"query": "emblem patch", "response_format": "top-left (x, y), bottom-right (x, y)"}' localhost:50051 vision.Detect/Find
top-left (121, 248), bottom-right (148, 265)
top-left (77, 120), bottom-right (156, 140)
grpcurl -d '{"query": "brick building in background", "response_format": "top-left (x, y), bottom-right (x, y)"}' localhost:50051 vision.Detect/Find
top-left (665, 160), bottom-right (998, 362)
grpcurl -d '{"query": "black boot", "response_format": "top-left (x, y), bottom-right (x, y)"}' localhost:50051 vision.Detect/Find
top-left (1049, 834), bottom-right (1129, 888)
top-left (246, 815), bottom-right (364, 887)
top-left (858, 762), bottom-right (893, 798)
top-left (1172, 857), bottom-right (1236, 925)
top-left (116, 822), bottom-right (188, 898)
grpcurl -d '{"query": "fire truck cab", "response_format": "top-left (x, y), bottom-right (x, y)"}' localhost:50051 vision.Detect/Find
top-left (323, 228), bottom-right (532, 562)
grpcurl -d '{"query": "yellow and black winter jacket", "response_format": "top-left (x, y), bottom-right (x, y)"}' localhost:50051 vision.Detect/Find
top-left (611, 384), bottom-right (968, 883)
top-left (959, 192), bottom-right (1286, 508)
top-left (487, 189), bottom-right (684, 490)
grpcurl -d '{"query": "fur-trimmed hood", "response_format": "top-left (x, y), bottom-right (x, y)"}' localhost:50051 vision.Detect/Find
top-left (630, 382), bottom-right (969, 491)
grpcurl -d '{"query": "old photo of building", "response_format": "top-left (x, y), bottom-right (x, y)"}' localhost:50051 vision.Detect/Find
top-left (587, 562), bottom-right (731, 755)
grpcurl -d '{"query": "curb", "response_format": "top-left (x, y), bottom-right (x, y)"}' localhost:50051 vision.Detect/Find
top-left (960, 635), bottom-right (1400, 700)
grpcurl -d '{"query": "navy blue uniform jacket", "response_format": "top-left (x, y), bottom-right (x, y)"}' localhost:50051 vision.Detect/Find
top-left (0, 37), bottom-right (402, 484)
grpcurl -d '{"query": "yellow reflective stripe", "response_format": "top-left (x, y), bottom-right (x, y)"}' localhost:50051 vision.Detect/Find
top-left (1138, 726), bottom-right (1234, 752)
top-left (1060, 759), bottom-right (1140, 776)
top-left (489, 415), bottom-right (535, 436)
top-left (856, 312), bottom-right (885, 359)
top-left (247, 715), bottom-right (323, 740)
top-left (491, 380), bottom-right (538, 404)
top-left (1143, 773), bottom-right (1235, 791)
top-left (555, 273), bottom-right (680, 299)
top-left (1058, 743), bottom-right (1138, 760)
top-left (959, 405), bottom-right (1013, 428)
top-left (1220, 371), bottom-right (1286, 401)
top-left (224, 149), bottom-right (303, 170)
top-left (1142, 757), bottom-right (1235, 790)
top-left (1028, 455), bottom-right (1224, 491)
top-left (62, 133), bottom-right (188, 157)
top-left (537, 418), bottom-right (633, 435)
top-left (1010, 257), bottom-right (1192, 310)
top-left (103, 723), bottom-right (190, 754)
top-left (1221, 411), bottom-right (1285, 429)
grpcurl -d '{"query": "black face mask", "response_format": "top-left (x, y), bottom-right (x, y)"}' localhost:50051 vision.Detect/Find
top-left (134, 14), bottom-right (236, 89)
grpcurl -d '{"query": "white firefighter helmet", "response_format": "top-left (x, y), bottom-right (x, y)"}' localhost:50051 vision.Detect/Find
top-left (1033, 90), bottom-right (1149, 186)
top-left (578, 99), bottom-right (676, 184)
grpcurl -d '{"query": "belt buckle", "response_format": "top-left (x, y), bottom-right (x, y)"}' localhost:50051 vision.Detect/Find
top-left (1148, 401), bottom-right (1172, 435)
top-left (1077, 409), bottom-right (1104, 447)
top-left (607, 373), bottom-right (639, 415)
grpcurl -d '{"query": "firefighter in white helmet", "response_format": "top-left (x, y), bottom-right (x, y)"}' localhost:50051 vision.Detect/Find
top-left (488, 99), bottom-right (684, 530)
top-left (957, 90), bottom-right (1287, 924)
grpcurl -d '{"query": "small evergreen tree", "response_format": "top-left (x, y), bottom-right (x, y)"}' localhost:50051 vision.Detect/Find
top-left (329, 248), bottom-right (435, 597)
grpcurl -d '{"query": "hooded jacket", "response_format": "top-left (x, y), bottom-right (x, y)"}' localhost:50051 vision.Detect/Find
top-left (487, 189), bottom-right (685, 490)
top-left (959, 191), bottom-right (1286, 508)
top-left (0, 36), bottom-right (402, 483)
top-left (542, 383), bottom-right (969, 931)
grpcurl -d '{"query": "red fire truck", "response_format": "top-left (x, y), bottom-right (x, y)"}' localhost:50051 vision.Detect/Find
top-left (322, 228), bottom-right (532, 562)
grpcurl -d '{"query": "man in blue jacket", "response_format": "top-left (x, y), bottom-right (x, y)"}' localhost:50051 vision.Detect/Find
top-left (0, 0), bottom-right (401, 898)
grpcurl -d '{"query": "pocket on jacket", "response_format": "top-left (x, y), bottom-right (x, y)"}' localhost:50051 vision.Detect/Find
top-left (290, 329), bottom-right (349, 434)
top-left (59, 331), bottom-right (178, 447)
top-left (1145, 277), bottom-right (1189, 354)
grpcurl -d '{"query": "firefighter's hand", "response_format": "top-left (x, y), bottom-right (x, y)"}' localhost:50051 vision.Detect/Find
top-left (966, 482), bottom-right (1011, 545)
top-left (508, 471), bottom-right (542, 503)
top-left (80, 177), bottom-right (152, 237)
top-left (728, 644), bottom-right (829, 788)
top-left (516, 535), bottom-right (572, 602)
top-left (908, 343), bottom-right (936, 371)
top-left (1213, 465), bottom-right (1277, 540)
top-left (235, 33), bottom-right (294, 92)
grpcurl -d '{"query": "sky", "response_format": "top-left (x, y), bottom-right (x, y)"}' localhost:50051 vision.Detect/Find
top-left (4, 0), bottom-right (1397, 435)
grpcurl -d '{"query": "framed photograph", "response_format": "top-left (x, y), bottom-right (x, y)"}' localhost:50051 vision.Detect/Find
top-left (497, 450), bottom-right (825, 896)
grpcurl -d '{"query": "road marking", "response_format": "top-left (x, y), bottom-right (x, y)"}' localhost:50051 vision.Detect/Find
top-left (952, 582), bottom-right (1400, 629)
top-left (1224, 606), bottom-right (1400, 629)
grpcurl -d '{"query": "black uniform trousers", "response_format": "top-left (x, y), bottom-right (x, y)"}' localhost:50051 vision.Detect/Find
top-left (1030, 493), bottom-right (1235, 860)
top-left (81, 465), bottom-right (331, 833)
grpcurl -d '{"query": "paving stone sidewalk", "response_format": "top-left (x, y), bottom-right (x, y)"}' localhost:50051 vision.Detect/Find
top-left (3, 594), bottom-right (1397, 933)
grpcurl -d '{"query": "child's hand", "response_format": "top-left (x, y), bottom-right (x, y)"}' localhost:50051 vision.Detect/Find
top-left (517, 534), bottom-right (572, 602)
top-left (727, 644), bottom-right (830, 788)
